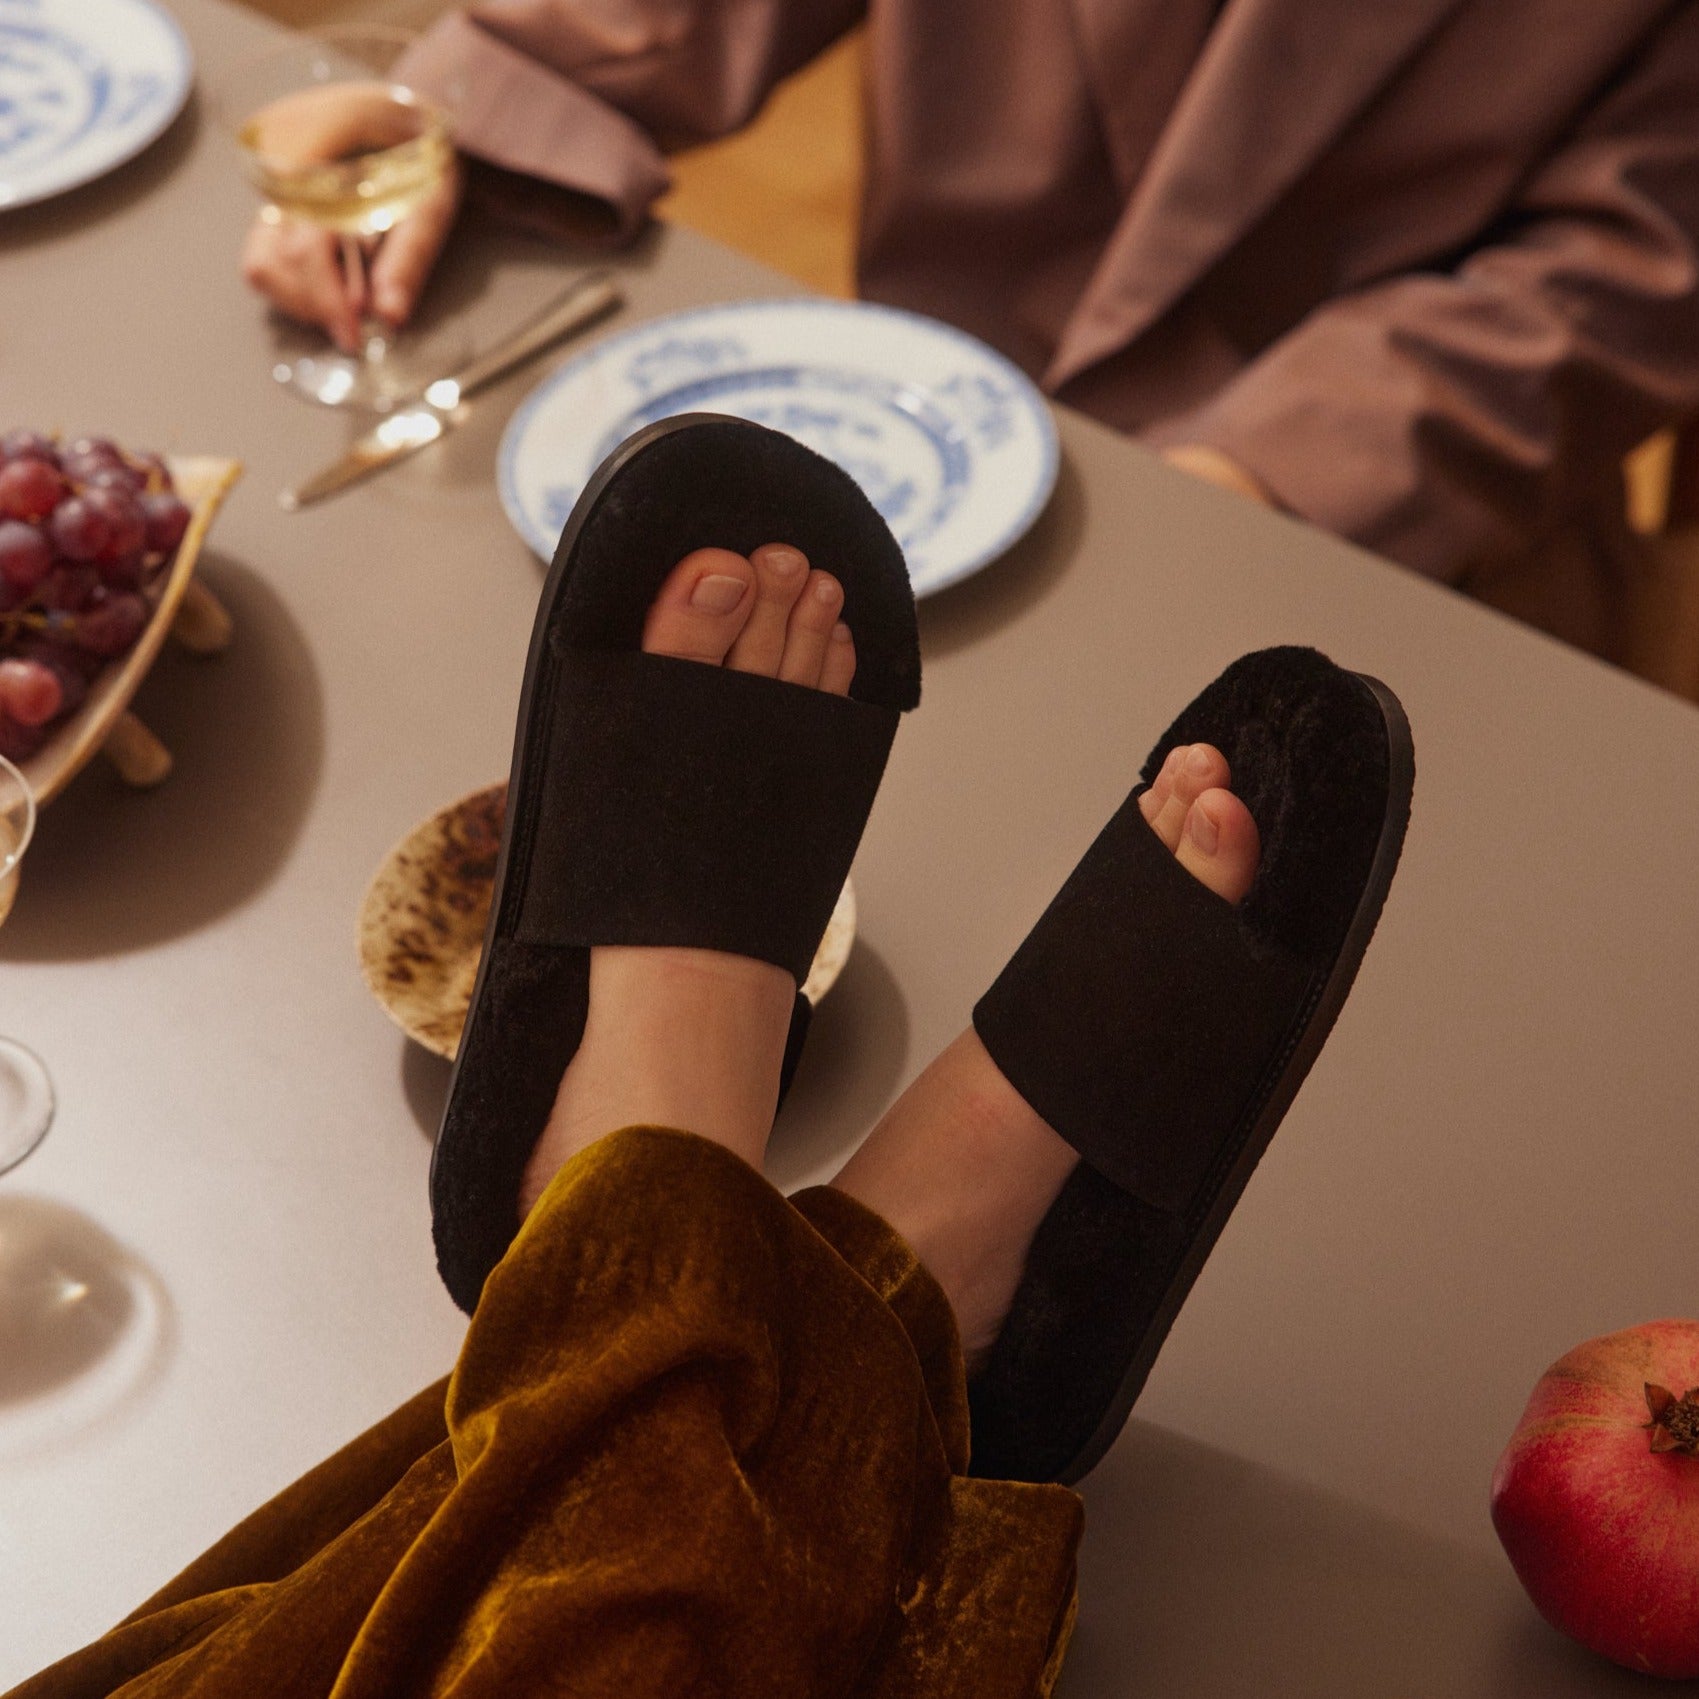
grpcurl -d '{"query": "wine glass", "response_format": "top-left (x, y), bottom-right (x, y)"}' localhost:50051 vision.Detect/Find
top-left (217, 25), bottom-right (465, 411)
top-left (0, 755), bottom-right (53, 1177)
top-left (0, 758), bottom-right (171, 1451)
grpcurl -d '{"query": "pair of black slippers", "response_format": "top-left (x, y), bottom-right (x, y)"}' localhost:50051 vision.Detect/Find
top-left (430, 414), bottom-right (1415, 1488)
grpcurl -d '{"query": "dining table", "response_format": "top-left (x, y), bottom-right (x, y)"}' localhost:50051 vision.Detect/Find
top-left (5, 0), bottom-right (1699, 1691)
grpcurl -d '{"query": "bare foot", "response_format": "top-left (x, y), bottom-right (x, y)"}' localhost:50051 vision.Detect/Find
top-left (831, 743), bottom-right (1261, 1362)
top-left (515, 544), bottom-right (856, 1217)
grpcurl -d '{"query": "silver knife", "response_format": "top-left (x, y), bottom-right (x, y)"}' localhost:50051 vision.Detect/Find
top-left (280, 271), bottom-right (624, 509)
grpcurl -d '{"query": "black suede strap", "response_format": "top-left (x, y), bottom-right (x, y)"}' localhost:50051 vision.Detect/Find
top-left (512, 650), bottom-right (899, 982)
top-left (973, 789), bottom-right (1318, 1219)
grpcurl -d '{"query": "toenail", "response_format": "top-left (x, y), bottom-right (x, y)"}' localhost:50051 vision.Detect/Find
top-left (830, 622), bottom-right (853, 644)
top-left (764, 547), bottom-right (805, 576)
top-left (1185, 745), bottom-right (1214, 778)
top-left (814, 577), bottom-right (842, 604)
top-left (1188, 805), bottom-right (1219, 855)
top-left (690, 573), bottom-right (749, 613)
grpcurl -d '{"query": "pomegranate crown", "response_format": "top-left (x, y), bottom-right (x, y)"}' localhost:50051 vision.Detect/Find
top-left (1644, 1383), bottom-right (1699, 1456)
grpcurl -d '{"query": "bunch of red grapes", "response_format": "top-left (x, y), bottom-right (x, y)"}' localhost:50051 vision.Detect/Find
top-left (0, 430), bottom-right (192, 764)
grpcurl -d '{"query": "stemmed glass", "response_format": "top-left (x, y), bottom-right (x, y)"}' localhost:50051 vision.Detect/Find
top-left (0, 757), bottom-right (169, 1451)
top-left (0, 754), bottom-right (53, 1177)
top-left (216, 25), bottom-right (464, 411)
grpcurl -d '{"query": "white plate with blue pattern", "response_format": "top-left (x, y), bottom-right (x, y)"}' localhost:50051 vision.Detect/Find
top-left (0, 0), bottom-right (192, 212)
top-left (498, 298), bottom-right (1059, 598)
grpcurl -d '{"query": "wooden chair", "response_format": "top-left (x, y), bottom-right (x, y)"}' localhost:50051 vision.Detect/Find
top-left (1624, 424), bottom-right (1699, 703)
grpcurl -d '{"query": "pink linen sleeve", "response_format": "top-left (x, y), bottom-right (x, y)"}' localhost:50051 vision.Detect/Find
top-left (1173, 4), bottom-right (1699, 582)
top-left (401, 0), bottom-right (865, 245)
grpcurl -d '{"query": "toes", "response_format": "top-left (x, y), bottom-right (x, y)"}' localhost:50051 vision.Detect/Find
top-left (641, 548), bottom-right (756, 664)
top-left (637, 548), bottom-right (851, 692)
top-left (1174, 787), bottom-right (1261, 904)
top-left (777, 570), bottom-right (845, 688)
top-left (1138, 745), bottom-right (1184, 830)
top-left (726, 543), bottom-right (810, 676)
top-left (1142, 743), bottom-right (1230, 851)
top-left (819, 622), bottom-right (857, 696)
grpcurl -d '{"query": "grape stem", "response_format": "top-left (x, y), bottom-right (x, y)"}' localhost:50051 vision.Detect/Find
top-left (0, 609), bottom-right (52, 642)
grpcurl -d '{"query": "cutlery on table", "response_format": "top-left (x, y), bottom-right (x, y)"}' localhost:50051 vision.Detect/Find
top-left (281, 271), bottom-right (624, 509)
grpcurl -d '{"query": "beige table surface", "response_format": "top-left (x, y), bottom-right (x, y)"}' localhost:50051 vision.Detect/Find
top-left (5, 1), bottom-right (1699, 1690)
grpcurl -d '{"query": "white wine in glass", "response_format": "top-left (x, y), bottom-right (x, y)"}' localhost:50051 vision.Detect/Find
top-left (220, 26), bottom-right (464, 411)
top-left (0, 755), bottom-right (53, 1176)
top-left (238, 80), bottom-right (452, 238)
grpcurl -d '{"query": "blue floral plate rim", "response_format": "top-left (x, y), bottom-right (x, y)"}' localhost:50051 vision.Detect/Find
top-left (0, 0), bottom-right (194, 212)
top-left (496, 295), bottom-right (1059, 599)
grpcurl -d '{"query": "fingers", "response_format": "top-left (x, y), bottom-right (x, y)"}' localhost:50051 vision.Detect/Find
top-left (1160, 444), bottom-right (1277, 508)
top-left (239, 153), bottom-right (462, 346)
top-left (368, 157), bottom-right (464, 328)
top-left (240, 212), bottom-right (365, 352)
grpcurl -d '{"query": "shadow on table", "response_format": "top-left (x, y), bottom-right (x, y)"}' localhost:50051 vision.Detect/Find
top-left (0, 1194), bottom-right (176, 1463)
top-left (917, 452), bottom-right (1083, 660)
top-left (768, 943), bottom-right (909, 1191)
top-left (0, 557), bottom-right (324, 961)
top-left (0, 98), bottom-right (200, 255)
top-left (1061, 1421), bottom-right (1678, 1697)
top-left (401, 1040), bottom-right (453, 1142)
top-left (395, 941), bottom-right (910, 1191)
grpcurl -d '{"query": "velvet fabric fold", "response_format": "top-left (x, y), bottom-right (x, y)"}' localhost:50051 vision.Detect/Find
top-left (10, 1128), bottom-right (1082, 1699)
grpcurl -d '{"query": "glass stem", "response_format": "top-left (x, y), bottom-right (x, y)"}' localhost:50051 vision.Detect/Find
top-left (338, 234), bottom-right (390, 366)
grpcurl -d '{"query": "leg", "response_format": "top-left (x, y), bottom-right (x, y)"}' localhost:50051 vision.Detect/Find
top-left (12, 548), bottom-right (1079, 1699)
top-left (833, 741), bottom-right (1261, 1362)
top-left (835, 647), bottom-right (1410, 1485)
top-left (515, 545), bottom-right (846, 1201)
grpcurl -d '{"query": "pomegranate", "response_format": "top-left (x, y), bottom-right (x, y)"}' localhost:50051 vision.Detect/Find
top-left (1491, 1320), bottom-right (1699, 1678)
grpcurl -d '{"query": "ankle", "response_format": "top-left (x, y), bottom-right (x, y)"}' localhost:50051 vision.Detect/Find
top-left (518, 945), bottom-right (795, 1219)
top-left (832, 1031), bottom-right (1077, 1351)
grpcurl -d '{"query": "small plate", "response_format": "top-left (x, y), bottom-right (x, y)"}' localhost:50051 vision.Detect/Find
top-left (498, 297), bottom-right (1058, 598)
top-left (358, 781), bottom-right (857, 1061)
top-left (0, 0), bottom-right (194, 212)
top-left (19, 454), bottom-right (242, 808)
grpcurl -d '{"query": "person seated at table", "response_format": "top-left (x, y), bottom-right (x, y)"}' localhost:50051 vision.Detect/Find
top-left (7, 420), bottom-right (1410, 1698)
top-left (240, 0), bottom-right (1699, 663)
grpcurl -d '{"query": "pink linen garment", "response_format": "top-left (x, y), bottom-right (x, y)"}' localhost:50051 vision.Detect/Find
top-left (403, 0), bottom-right (1699, 646)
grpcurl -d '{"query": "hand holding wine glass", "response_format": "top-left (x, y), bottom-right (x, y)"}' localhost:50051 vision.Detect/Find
top-left (240, 152), bottom-right (462, 355)
top-left (220, 26), bottom-right (466, 410)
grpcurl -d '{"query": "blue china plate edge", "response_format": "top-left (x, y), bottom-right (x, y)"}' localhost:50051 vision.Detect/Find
top-left (496, 296), bottom-right (1059, 599)
top-left (0, 0), bottom-right (195, 212)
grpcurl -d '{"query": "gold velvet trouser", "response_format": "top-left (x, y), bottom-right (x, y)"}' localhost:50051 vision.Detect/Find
top-left (12, 1127), bottom-right (1083, 1699)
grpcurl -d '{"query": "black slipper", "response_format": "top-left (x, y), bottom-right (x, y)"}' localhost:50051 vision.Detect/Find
top-left (966, 646), bottom-right (1413, 1484)
top-left (431, 414), bottom-right (921, 1314)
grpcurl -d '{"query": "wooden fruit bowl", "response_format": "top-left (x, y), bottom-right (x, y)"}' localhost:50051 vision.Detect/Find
top-left (18, 455), bottom-right (242, 806)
